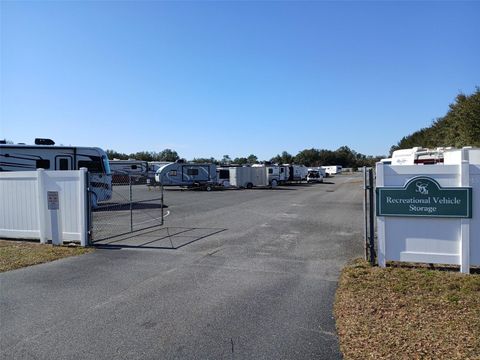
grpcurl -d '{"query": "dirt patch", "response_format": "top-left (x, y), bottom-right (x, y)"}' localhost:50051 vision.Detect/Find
top-left (334, 259), bottom-right (480, 359)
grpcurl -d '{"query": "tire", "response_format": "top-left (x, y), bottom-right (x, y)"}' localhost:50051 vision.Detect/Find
top-left (271, 179), bottom-right (278, 188)
top-left (206, 186), bottom-right (212, 192)
top-left (246, 183), bottom-right (253, 189)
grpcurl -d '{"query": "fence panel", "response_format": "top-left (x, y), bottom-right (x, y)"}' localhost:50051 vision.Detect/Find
top-left (90, 175), bottom-right (164, 242)
top-left (0, 169), bottom-right (88, 246)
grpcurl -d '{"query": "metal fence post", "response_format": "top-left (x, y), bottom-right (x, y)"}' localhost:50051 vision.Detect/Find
top-left (368, 168), bottom-right (376, 265)
top-left (129, 175), bottom-right (133, 232)
top-left (363, 167), bottom-right (368, 261)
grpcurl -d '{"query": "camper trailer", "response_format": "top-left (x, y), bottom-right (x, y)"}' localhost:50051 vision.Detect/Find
top-left (322, 165), bottom-right (342, 176)
top-left (155, 161), bottom-right (217, 189)
top-left (0, 139), bottom-right (112, 206)
top-left (109, 159), bottom-right (149, 184)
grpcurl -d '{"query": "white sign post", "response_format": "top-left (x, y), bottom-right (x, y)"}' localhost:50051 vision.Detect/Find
top-left (47, 191), bottom-right (61, 245)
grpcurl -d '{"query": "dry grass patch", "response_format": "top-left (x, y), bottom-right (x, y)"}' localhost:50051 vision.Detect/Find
top-left (334, 259), bottom-right (480, 360)
top-left (0, 239), bottom-right (93, 272)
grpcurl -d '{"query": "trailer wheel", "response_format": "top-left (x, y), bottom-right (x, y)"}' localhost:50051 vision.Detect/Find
top-left (271, 179), bottom-right (278, 188)
top-left (206, 185), bottom-right (212, 192)
top-left (246, 183), bottom-right (253, 189)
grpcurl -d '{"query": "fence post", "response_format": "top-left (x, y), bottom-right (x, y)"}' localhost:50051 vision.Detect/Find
top-left (376, 163), bottom-right (386, 267)
top-left (78, 168), bottom-right (88, 247)
top-left (460, 159), bottom-right (470, 274)
top-left (36, 169), bottom-right (47, 244)
top-left (130, 175), bottom-right (133, 232)
top-left (363, 167), bottom-right (369, 261)
top-left (368, 168), bottom-right (376, 265)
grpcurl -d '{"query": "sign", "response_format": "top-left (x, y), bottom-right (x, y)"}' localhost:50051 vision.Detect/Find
top-left (47, 191), bottom-right (59, 210)
top-left (376, 177), bottom-right (472, 218)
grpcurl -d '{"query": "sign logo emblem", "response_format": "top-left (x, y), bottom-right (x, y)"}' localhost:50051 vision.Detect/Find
top-left (415, 181), bottom-right (429, 195)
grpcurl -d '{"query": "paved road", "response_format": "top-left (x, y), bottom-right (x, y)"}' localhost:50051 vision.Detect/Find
top-left (1, 175), bottom-right (364, 360)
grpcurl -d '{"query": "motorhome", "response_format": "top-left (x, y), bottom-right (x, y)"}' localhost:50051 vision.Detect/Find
top-left (0, 138), bottom-right (112, 206)
top-left (109, 159), bottom-right (149, 184)
top-left (322, 165), bottom-right (342, 176)
top-left (155, 161), bottom-right (217, 189)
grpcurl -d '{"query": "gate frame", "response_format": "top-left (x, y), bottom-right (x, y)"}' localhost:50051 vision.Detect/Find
top-left (87, 173), bottom-right (164, 245)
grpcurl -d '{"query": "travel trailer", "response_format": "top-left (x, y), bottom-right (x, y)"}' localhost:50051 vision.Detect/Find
top-left (154, 161), bottom-right (217, 189)
top-left (0, 139), bottom-right (112, 206)
top-left (109, 159), bottom-right (149, 184)
top-left (322, 165), bottom-right (342, 176)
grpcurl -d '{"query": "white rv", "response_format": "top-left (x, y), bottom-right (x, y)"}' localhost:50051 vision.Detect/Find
top-left (0, 139), bottom-right (112, 206)
top-left (322, 165), bottom-right (342, 176)
top-left (109, 159), bottom-right (149, 184)
top-left (155, 161), bottom-right (217, 189)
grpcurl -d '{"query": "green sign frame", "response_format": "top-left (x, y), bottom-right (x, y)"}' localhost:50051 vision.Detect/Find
top-left (376, 176), bottom-right (472, 218)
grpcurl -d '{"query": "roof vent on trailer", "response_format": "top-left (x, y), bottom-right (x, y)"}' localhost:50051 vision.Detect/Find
top-left (35, 138), bottom-right (55, 145)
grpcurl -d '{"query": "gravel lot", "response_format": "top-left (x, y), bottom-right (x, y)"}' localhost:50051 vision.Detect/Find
top-left (1, 174), bottom-right (364, 360)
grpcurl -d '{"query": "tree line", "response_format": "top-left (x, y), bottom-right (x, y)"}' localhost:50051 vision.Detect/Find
top-left (391, 88), bottom-right (480, 154)
top-left (107, 146), bottom-right (383, 169)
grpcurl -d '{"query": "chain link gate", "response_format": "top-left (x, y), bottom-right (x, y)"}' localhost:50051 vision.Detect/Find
top-left (87, 173), bottom-right (164, 243)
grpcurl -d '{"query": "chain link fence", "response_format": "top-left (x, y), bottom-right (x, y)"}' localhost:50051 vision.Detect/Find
top-left (88, 173), bottom-right (164, 243)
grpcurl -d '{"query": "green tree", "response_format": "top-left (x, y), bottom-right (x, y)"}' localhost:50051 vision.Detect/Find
top-left (158, 149), bottom-right (179, 162)
top-left (247, 154), bottom-right (258, 164)
top-left (106, 149), bottom-right (129, 160)
top-left (391, 88), bottom-right (480, 153)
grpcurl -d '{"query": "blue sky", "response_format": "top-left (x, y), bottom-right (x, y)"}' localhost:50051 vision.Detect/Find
top-left (1, 1), bottom-right (479, 160)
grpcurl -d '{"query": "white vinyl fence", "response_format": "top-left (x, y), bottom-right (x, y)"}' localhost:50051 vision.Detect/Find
top-left (376, 157), bottom-right (480, 273)
top-left (0, 169), bottom-right (88, 246)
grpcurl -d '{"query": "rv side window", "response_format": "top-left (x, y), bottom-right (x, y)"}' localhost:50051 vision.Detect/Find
top-left (59, 159), bottom-right (69, 170)
top-left (268, 168), bottom-right (273, 174)
top-left (169, 170), bottom-right (177, 176)
top-left (78, 160), bottom-right (103, 172)
top-left (131, 165), bottom-right (138, 170)
top-left (187, 168), bottom-right (199, 176)
top-left (36, 159), bottom-right (50, 169)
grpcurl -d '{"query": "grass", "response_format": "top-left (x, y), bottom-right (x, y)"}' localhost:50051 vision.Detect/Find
top-left (0, 239), bottom-right (93, 272)
top-left (334, 259), bottom-right (480, 360)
